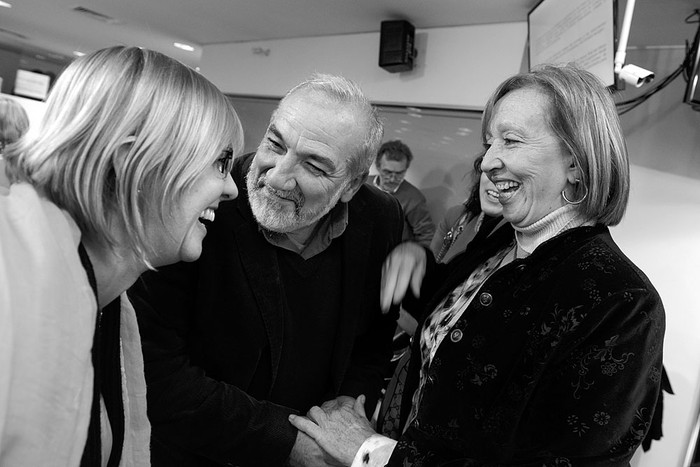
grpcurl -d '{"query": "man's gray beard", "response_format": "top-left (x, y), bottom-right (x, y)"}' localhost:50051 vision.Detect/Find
top-left (246, 167), bottom-right (348, 233)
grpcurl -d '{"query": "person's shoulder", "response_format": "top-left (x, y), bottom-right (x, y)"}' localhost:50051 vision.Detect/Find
top-left (354, 183), bottom-right (402, 216)
top-left (357, 182), bottom-right (397, 205)
top-left (442, 204), bottom-right (468, 224)
top-left (594, 227), bottom-right (661, 291)
top-left (552, 226), bottom-right (661, 295)
top-left (399, 180), bottom-right (423, 195)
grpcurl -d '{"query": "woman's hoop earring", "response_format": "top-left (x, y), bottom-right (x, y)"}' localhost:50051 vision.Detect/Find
top-left (562, 182), bottom-right (588, 205)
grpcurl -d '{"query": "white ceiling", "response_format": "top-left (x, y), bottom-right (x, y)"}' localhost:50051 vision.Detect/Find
top-left (0, 0), bottom-right (698, 70)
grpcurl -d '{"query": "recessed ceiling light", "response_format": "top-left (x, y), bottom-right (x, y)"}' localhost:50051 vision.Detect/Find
top-left (0, 2), bottom-right (12, 8)
top-left (73, 51), bottom-right (85, 57)
top-left (174, 42), bottom-right (195, 52)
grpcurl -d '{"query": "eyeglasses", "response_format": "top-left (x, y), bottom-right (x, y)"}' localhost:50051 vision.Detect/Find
top-left (379, 168), bottom-right (407, 180)
top-left (214, 147), bottom-right (234, 178)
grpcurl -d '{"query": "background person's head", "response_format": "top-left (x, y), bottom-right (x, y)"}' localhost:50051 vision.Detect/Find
top-left (480, 64), bottom-right (629, 228)
top-left (375, 139), bottom-right (412, 193)
top-left (4, 46), bottom-right (243, 268)
top-left (0, 97), bottom-right (29, 154)
top-left (0, 97), bottom-right (30, 187)
top-left (247, 73), bottom-right (383, 234)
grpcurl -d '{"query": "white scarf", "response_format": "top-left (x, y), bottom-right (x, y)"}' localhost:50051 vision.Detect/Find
top-left (0, 183), bottom-right (150, 466)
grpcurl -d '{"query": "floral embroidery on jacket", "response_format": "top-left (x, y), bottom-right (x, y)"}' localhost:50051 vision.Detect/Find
top-left (383, 226), bottom-right (664, 467)
top-left (571, 335), bottom-right (634, 399)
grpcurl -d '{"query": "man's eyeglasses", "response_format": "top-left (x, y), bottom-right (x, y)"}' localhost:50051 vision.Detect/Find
top-left (215, 147), bottom-right (234, 178)
top-left (379, 168), bottom-right (407, 180)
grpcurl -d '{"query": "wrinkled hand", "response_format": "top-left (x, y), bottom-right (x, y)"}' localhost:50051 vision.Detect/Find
top-left (289, 395), bottom-right (376, 466)
top-left (380, 242), bottom-right (427, 312)
top-left (287, 429), bottom-right (338, 467)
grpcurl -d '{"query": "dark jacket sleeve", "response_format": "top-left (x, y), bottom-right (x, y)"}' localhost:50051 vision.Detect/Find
top-left (130, 264), bottom-right (298, 466)
top-left (338, 185), bottom-right (405, 413)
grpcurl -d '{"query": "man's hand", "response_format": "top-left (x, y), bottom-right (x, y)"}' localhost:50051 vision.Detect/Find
top-left (289, 395), bottom-right (376, 466)
top-left (380, 242), bottom-right (427, 312)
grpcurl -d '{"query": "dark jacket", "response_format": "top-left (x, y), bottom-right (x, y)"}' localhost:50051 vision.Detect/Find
top-left (129, 153), bottom-right (403, 466)
top-left (389, 224), bottom-right (665, 466)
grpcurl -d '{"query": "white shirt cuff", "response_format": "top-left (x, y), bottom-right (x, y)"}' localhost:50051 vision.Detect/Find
top-left (350, 434), bottom-right (397, 467)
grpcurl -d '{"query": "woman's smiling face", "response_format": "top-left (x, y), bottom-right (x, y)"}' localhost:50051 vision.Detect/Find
top-left (481, 87), bottom-right (573, 228)
top-left (146, 156), bottom-right (238, 268)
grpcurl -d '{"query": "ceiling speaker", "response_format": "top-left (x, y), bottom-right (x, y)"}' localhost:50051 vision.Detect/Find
top-left (379, 20), bottom-right (415, 73)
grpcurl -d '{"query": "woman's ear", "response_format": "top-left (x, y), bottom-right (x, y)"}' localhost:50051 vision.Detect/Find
top-left (340, 170), bottom-right (369, 203)
top-left (566, 156), bottom-right (581, 184)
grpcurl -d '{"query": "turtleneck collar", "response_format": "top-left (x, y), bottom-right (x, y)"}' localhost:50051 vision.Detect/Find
top-left (512, 204), bottom-right (593, 257)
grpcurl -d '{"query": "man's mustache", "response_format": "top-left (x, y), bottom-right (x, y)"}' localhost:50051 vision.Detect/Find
top-left (256, 173), bottom-right (305, 210)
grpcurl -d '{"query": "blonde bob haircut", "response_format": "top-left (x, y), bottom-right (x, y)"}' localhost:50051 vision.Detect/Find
top-left (0, 96), bottom-right (30, 149)
top-left (481, 64), bottom-right (629, 226)
top-left (280, 73), bottom-right (384, 179)
top-left (5, 46), bottom-right (243, 267)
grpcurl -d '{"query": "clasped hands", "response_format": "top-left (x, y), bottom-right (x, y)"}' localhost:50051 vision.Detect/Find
top-left (289, 395), bottom-right (376, 467)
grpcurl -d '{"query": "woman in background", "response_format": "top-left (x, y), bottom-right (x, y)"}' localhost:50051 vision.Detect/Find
top-left (0, 46), bottom-right (242, 466)
top-left (430, 154), bottom-right (504, 263)
top-left (0, 96), bottom-right (30, 187)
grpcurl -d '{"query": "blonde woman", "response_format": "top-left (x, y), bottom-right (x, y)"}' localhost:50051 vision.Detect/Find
top-left (0, 46), bottom-right (242, 466)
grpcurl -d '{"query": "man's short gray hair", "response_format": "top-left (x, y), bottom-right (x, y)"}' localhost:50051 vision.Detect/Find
top-left (281, 73), bottom-right (383, 178)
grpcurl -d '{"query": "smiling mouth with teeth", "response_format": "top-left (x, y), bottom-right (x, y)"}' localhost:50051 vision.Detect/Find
top-left (494, 181), bottom-right (521, 200)
top-left (199, 208), bottom-right (216, 225)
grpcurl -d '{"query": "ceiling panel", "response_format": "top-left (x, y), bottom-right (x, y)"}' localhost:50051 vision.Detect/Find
top-left (0, 0), bottom-right (697, 70)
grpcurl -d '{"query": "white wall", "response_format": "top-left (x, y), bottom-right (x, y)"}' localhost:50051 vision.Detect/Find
top-left (619, 47), bottom-right (700, 467)
top-left (202, 23), bottom-right (528, 109)
top-left (622, 165), bottom-right (700, 467)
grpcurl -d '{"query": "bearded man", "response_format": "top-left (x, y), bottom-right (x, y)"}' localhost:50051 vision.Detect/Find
top-left (129, 74), bottom-right (403, 467)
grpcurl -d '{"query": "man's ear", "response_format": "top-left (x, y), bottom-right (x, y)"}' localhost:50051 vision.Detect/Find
top-left (340, 170), bottom-right (369, 203)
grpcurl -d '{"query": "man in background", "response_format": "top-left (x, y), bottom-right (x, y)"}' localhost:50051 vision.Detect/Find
top-left (372, 139), bottom-right (435, 247)
top-left (129, 74), bottom-right (403, 467)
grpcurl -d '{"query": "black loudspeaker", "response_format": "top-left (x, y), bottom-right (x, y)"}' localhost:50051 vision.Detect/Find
top-left (379, 20), bottom-right (415, 73)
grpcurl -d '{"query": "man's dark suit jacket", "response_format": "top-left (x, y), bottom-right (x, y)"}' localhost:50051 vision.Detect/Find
top-left (129, 153), bottom-right (403, 466)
